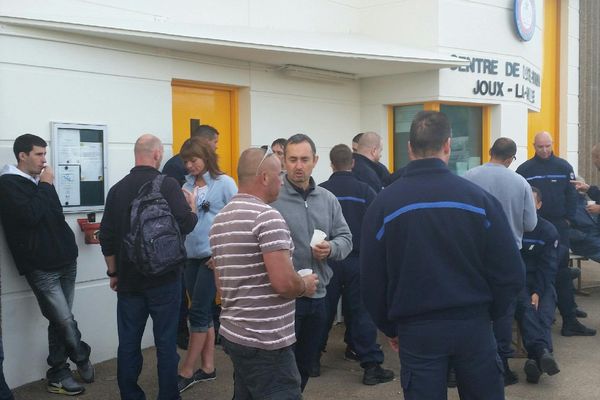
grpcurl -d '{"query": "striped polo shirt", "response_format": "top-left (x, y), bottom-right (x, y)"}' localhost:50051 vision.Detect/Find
top-left (209, 193), bottom-right (296, 350)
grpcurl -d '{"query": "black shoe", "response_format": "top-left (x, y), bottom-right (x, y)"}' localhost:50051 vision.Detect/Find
top-left (561, 319), bottom-right (597, 336)
top-left (524, 359), bottom-right (542, 384)
top-left (539, 349), bottom-right (560, 376)
top-left (177, 374), bottom-right (197, 393)
top-left (447, 367), bottom-right (457, 388)
top-left (576, 308), bottom-right (588, 318)
top-left (344, 346), bottom-right (360, 362)
top-left (76, 360), bottom-right (95, 383)
top-left (503, 368), bottom-right (518, 386)
top-left (362, 364), bottom-right (394, 385)
top-left (47, 375), bottom-right (85, 396)
top-left (193, 368), bottom-right (216, 382)
top-left (177, 330), bottom-right (189, 350)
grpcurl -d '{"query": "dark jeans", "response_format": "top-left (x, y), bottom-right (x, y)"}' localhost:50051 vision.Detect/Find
top-left (321, 257), bottom-right (384, 367)
top-left (295, 297), bottom-right (326, 391)
top-left (24, 264), bottom-right (90, 381)
top-left (184, 258), bottom-right (215, 332)
top-left (221, 337), bottom-right (301, 400)
top-left (538, 286), bottom-right (557, 352)
top-left (398, 317), bottom-right (504, 400)
top-left (117, 278), bottom-right (182, 400)
top-left (0, 336), bottom-right (13, 400)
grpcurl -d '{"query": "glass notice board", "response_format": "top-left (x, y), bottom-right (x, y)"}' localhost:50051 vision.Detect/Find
top-left (51, 122), bottom-right (108, 213)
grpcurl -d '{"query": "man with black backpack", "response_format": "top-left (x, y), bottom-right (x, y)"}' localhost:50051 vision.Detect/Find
top-left (99, 134), bottom-right (197, 400)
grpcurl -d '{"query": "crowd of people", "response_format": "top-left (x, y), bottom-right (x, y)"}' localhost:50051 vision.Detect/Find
top-left (0, 110), bottom-right (598, 399)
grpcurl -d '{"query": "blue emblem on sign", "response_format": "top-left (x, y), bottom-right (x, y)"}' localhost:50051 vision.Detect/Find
top-left (514, 0), bottom-right (536, 42)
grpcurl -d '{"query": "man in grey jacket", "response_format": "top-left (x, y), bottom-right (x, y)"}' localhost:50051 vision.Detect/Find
top-left (464, 137), bottom-right (539, 385)
top-left (272, 134), bottom-right (352, 392)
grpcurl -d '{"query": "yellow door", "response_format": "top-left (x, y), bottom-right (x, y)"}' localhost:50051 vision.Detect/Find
top-left (171, 80), bottom-right (239, 178)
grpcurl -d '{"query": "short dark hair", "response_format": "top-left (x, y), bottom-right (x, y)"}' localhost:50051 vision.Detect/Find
top-left (490, 138), bottom-right (517, 160)
top-left (531, 185), bottom-right (542, 202)
top-left (285, 133), bottom-right (317, 156)
top-left (271, 138), bottom-right (287, 149)
top-left (330, 144), bottom-right (353, 170)
top-left (409, 111), bottom-right (451, 157)
top-left (13, 134), bottom-right (47, 161)
top-left (192, 124), bottom-right (219, 140)
top-left (352, 133), bottom-right (364, 144)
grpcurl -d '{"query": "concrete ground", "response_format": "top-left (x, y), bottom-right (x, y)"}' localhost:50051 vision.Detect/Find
top-left (11, 260), bottom-right (600, 399)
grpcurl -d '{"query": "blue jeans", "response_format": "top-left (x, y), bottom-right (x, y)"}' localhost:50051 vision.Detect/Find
top-left (322, 257), bottom-right (384, 367)
top-left (25, 264), bottom-right (90, 381)
top-left (398, 317), bottom-right (504, 400)
top-left (117, 278), bottom-right (182, 400)
top-left (221, 337), bottom-right (301, 400)
top-left (184, 258), bottom-right (215, 332)
top-left (0, 336), bottom-right (13, 400)
top-left (294, 297), bottom-right (326, 391)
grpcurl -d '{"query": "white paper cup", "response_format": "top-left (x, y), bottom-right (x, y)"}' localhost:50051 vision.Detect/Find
top-left (297, 268), bottom-right (313, 277)
top-left (310, 229), bottom-right (327, 247)
top-left (588, 201), bottom-right (596, 206)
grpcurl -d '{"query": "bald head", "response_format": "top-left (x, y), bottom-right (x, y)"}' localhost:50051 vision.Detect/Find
top-left (357, 132), bottom-right (383, 161)
top-left (134, 134), bottom-right (163, 168)
top-left (592, 144), bottom-right (600, 170)
top-left (237, 147), bottom-right (282, 203)
top-left (533, 131), bottom-right (553, 160)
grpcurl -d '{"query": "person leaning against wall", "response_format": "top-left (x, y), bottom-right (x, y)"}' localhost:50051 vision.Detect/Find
top-left (0, 134), bottom-right (94, 396)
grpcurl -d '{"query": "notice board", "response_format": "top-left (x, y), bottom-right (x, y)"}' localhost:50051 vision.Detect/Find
top-left (51, 122), bottom-right (108, 213)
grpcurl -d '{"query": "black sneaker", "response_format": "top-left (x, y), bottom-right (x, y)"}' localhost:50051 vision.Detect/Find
top-left (524, 359), bottom-right (542, 384)
top-left (503, 368), bottom-right (519, 386)
top-left (539, 349), bottom-right (560, 376)
top-left (344, 346), bottom-right (360, 362)
top-left (362, 364), bottom-right (394, 385)
top-left (193, 368), bottom-right (216, 382)
top-left (575, 308), bottom-right (588, 318)
top-left (76, 360), bottom-right (95, 383)
top-left (561, 319), bottom-right (597, 336)
top-left (47, 375), bottom-right (85, 396)
top-left (177, 374), bottom-right (197, 393)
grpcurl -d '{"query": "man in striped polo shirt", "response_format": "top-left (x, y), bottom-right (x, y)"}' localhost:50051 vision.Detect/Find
top-left (209, 148), bottom-right (318, 399)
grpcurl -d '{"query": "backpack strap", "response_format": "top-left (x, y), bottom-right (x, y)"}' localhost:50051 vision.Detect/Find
top-left (151, 174), bottom-right (166, 193)
top-left (128, 174), bottom-right (166, 234)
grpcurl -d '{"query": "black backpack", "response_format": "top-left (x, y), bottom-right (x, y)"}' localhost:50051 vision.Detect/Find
top-left (123, 174), bottom-right (187, 276)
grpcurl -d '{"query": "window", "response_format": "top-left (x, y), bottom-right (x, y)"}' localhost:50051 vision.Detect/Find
top-left (392, 103), bottom-right (485, 176)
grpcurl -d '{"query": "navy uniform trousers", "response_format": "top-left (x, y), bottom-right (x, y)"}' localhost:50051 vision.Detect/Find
top-left (398, 315), bottom-right (504, 400)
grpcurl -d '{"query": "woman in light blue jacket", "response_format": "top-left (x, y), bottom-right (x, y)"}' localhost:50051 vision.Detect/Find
top-left (177, 137), bottom-right (237, 392)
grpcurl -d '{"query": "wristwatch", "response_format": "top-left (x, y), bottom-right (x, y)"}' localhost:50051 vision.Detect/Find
top-left (106, 270), bottom-right (118, 277)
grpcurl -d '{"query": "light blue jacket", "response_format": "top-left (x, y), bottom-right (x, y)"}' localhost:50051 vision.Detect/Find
top-left (183, 171), bottom-right (237, 259)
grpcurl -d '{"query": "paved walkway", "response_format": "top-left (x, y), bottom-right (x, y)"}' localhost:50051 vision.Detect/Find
top-left (12, 261), bottom-right (600, 399)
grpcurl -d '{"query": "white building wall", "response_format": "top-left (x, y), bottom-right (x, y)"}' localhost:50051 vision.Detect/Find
top-left (0, 22), bottom-right (361, 387)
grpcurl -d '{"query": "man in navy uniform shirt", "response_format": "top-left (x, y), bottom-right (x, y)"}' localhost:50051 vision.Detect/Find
top-left (517, 132), bottom-right (594, 336)
top-left (361, 111), bottom-right (524, 400)
top-left (319, 144), bottom-right (394, 386)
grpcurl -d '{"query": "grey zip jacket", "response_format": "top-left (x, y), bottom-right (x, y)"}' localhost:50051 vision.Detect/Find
top-left (272, 177), bottom-right (352, 298)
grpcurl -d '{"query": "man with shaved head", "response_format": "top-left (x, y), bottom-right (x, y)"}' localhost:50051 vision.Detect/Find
top-left (100, 134), bottom-right (198, 400)
top-left (209, 148), bottom-right (318, 399)
top-left (517, 132), bottom-right (595, 337)
top-left (352, 132), bottom-right (391, 192)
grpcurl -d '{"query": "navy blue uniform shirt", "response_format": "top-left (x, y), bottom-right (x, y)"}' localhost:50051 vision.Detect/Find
top-left (516, 154), bottom-right (577, 222)
top-left (521, 216), bottom-right (559, 297)
top-left (360, 158), bottom-right (524, 337)
top-left (320, 171), bottom-right (376, 256)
